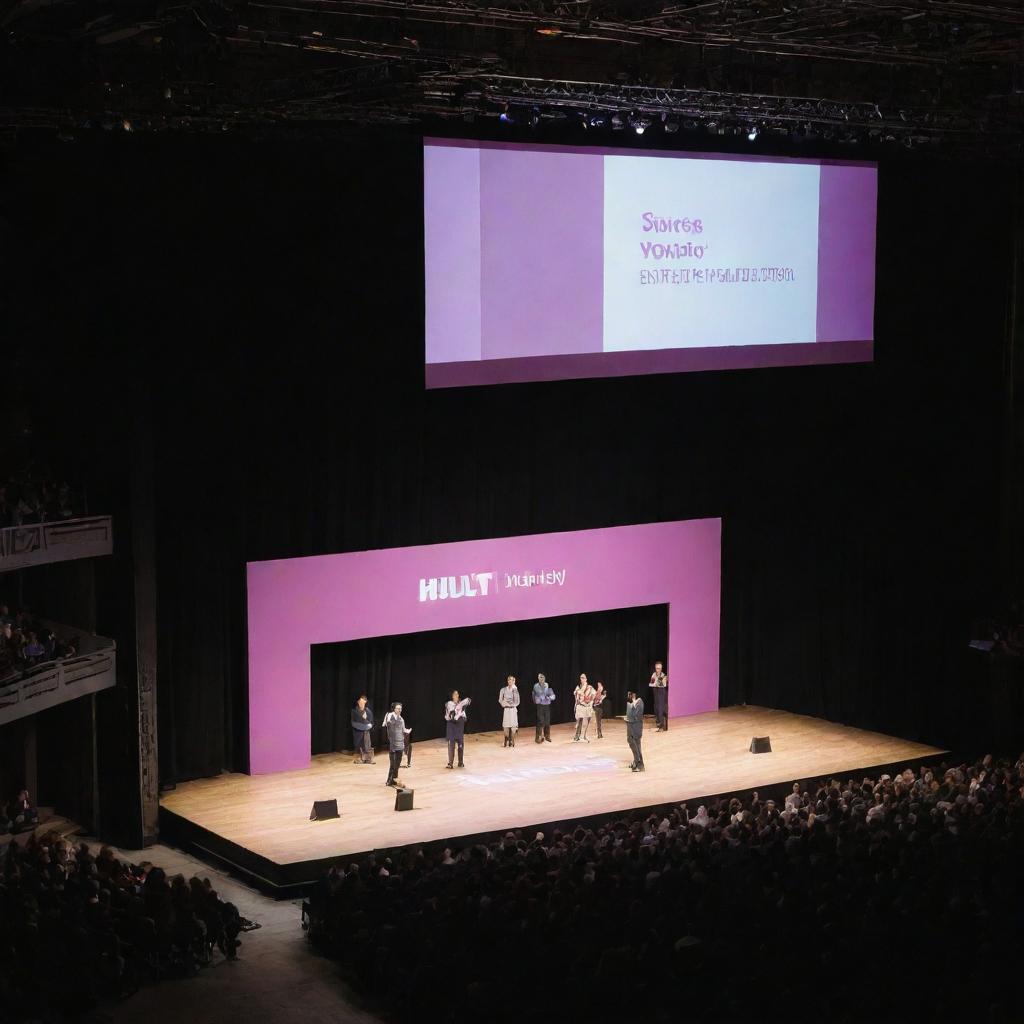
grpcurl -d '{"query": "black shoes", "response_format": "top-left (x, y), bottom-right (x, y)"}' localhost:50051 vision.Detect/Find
top-left (446, 763), bottom-right (453, 769)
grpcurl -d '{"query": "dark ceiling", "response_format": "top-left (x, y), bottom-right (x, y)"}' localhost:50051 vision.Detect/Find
top-left (2, 0), bottom-right (1024, 155)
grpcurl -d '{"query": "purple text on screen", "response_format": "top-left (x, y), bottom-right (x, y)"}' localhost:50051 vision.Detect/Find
top-left (424, 139), bottom-right (876, 388)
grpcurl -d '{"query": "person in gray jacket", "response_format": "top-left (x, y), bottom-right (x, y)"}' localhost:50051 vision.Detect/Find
top-left (499, 676), bottom-right (520, 748)
top-left (625, 691), bottom-right (645, 772)
top-left (382, 702), bottom-right (411, 787)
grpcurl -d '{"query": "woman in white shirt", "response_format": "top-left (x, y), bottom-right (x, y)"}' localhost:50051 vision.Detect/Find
top-left (573, 673), bottom-right (596, 742)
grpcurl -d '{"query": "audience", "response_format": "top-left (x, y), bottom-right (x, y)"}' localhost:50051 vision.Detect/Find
top-left (307, 753), bottom-right (1024, 1023)
top-left (972, 597), bottom-right (1024, 658)
top-left (0, 469), bottom-right (82, 529)
top-left (0, 603), bottom-right (80, 683)
top-left (0, 789), bottom-right (38, 835)
top-left (0, 831), bottom-right (253, 1020)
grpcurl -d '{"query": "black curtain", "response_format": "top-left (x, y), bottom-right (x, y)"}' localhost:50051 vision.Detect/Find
top-left (311, 604), bottom-right (667, 752)
top-left (1, 131), bottom-right (1014, 784)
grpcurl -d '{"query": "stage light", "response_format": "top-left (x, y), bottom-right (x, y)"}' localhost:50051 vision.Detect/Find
top-left (610, 113), bottom-right (625, 130)
top-left (589, 114), bottom-right (606, 128)
top-left (635, 123), bottom-right (646, 135)
top-left (499, 108), bottom-right (513, 124)
top-left (530, 107), bottom-right (540, 128)
top-left (663, 120), bottom-right (679, 134)
top-left (747, 126), bottom-right (759, 141)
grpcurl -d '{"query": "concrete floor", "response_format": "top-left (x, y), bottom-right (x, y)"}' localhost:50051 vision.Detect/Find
top-left (88, 841), bottom-right (384, 1024)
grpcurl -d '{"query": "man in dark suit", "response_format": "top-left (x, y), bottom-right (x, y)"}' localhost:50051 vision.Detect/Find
top-left (625, 691), bottom-right (645, 772)
top-left (350, 694), bottom-right (375, 764)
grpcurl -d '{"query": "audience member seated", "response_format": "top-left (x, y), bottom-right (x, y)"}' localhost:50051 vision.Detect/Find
top-left (0, 467), bottom-right (83, 528)
top-left (972, 597), bottom-right (1024, 658)
top-left (307, 753), bottom-right (1024, 1024)
top-left (0, 602), bottom-right (80, 682)
top-left (1, 788), bottom-right (39, 833)
top-left (0, 832), bottom-right (255, 1021)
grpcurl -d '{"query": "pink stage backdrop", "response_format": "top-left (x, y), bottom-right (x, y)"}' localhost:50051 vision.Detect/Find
top-left (247, 519), bottom-right (721, 774)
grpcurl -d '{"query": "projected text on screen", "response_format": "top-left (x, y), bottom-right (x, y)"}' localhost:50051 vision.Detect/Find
top-left (424, 139), bottom-right (876, 388)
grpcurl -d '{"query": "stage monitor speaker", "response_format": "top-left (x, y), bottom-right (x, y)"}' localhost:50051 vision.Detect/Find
top-left (394, 788), bottom-right (414, 812)
top-left (310, 799), bottom-right (339, 821)
top-left (749, 736), bottom-right (772, 754)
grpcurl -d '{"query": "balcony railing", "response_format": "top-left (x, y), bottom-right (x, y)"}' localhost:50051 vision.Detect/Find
top-left (0, 644), bottom-right (116, 726)
top-left (0, 515), bottom-right (113, 572)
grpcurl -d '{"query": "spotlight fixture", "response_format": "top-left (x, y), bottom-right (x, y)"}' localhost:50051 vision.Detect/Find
top-left (747, 126), bottom-right (759, 141)
top-left (610, 113), bottom-right (625, 130)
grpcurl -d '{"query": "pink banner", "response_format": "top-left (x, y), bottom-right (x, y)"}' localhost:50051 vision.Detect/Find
top-left (247, 519), bottom-right (721, 774)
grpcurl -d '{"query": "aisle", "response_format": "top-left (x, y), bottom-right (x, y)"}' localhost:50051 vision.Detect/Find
top-left (94, 842), bottom-right (382, 1024)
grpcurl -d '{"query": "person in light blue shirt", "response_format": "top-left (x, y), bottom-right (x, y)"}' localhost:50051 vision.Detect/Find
top-left (532, 673), bottom-right (556, 743)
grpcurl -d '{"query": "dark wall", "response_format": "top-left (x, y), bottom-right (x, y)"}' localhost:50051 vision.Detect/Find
top-left (0, 131), bottom-right (1012, 786)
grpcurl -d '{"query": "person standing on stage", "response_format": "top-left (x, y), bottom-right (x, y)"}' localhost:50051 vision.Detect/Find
top-left (350, 694), bottom-right (375, 764)
top-left (626, 690), bottom-right (645, 771)
top-left (573, 673), bottom-right (596, 742)
top-left (444, 690), bottom-right (472, 768)
top-left (593, 681), bottom-right (608, 739)
top-left (499, 675), bottom-right (520, 747)
top-left (649, 660), bottom-right (669, 731)
top-left (382, 702), bottom-right (411, 787)
top-left (532, 673), bottom-right (556, 743)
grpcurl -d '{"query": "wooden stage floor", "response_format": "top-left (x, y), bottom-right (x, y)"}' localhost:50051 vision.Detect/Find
top-left (160, 706), bottom-right (943, 889)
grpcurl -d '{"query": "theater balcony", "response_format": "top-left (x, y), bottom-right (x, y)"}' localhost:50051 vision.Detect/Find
top-left (0, 516), bottom-right (113, 572)
top-left (0, 623), bottom-right (116, 726)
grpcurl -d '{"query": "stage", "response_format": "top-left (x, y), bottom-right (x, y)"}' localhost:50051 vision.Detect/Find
top-left (160, 705), bottom-right (944, 891)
